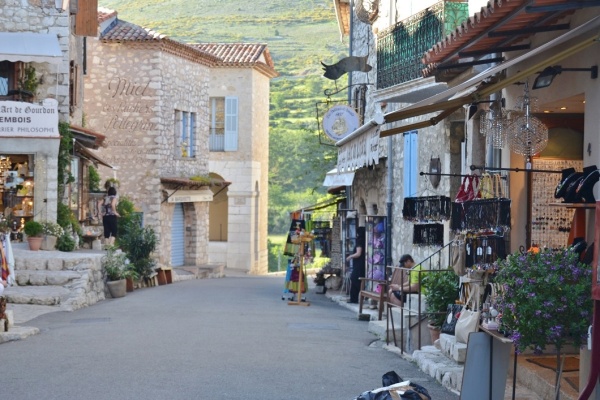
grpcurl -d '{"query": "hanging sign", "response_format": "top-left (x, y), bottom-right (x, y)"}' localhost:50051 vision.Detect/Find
top-left (322, 105), bottom-right (360, 141)
top-left (166, 188), bottom-right (213, 203)
top-left (0, 99), bottom-right (59, 137)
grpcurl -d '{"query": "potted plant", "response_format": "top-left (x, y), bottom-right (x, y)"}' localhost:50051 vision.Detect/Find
top-left (421, 268), bottom-right (460, 342)
top-left (23, 220), bottom-right (44, 251)
top-left (40, 221), bottom-right (64, 251)
top-left (495, 248), bottom-right (592, 398)
top-left (119, 221), bottom-right (157, 285)
top-left (102, 246), bottom-right (129, 298)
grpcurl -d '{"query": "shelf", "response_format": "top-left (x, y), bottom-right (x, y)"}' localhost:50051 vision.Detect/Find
top-left (548, 202), bottom-right (595, 209)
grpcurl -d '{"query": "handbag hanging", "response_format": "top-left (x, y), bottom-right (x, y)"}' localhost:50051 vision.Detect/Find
top-left (402, 196), bottom-right (451, 222)
top-left (450, 234), bottom-right (466, 276)
top-left (413, 223), bottom-right (444, 246)
top-left (441, 303), bottom-right (463, 335)
top-left (455, 175), bottom-right (481, 203)
top-left (454, 307), bottom-right (481, 344)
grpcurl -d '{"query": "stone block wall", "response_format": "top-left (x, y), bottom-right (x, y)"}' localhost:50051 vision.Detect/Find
top-left (84, 38), bottom-right (211, 267)
top-left (0, 0), bottom-right (70, 115)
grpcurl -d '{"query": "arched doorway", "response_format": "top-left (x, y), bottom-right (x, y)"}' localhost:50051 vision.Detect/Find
top-left (209, 173), bottom-right (228, 241)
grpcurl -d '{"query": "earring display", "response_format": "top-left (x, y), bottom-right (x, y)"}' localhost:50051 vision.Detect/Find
top-left (531, 159), bottom-right (582, 249)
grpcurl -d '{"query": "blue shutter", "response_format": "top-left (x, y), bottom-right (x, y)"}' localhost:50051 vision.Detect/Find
top-left (189, 113), bottom-right (196, 157)
top-left (403, 131), bottom-right (418, 197)
top-left (171, 204), bottom-right (185, 267)
top-left (224, 96), bottom-right (238, 151)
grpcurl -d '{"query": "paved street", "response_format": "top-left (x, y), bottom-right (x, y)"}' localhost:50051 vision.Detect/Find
top-left (1, 274), bottom-right (459, 400)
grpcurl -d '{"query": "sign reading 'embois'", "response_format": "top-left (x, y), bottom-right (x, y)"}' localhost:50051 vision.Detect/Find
top-left (0, 99), bottom-right (59, 137)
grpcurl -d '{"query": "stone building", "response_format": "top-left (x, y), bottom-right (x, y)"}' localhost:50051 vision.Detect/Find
top-left (84, 10), bottom-right (277, 274)
top-left (192, 43), bottom-right (277, 275)
top-left (0, 0), bottom-right (99, 227)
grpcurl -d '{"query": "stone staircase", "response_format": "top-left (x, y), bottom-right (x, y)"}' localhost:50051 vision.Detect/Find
top-left (4, 243), bottom-right (106, 311)
top-left (1, 243), bottom-right (106, 343)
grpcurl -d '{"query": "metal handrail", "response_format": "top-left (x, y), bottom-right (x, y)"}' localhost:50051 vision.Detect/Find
top-left (386, 241), bottom-right (455, 354)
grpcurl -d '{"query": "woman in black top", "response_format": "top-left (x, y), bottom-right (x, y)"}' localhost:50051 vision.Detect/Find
top-left (347, 226), bottom-right (366, 303)
top-left (103, 186), bottom-right (120, 246)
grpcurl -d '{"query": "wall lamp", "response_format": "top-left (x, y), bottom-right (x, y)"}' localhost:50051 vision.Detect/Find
top-left (532, 65), bottom-right (598, 90)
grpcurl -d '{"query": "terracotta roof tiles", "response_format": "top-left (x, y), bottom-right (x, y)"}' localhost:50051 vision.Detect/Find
top-left (421, 0), bottom-right (574, 78)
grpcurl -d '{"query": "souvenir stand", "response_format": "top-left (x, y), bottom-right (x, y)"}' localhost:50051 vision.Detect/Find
top-left (287, 231), bottom-right (314, 307)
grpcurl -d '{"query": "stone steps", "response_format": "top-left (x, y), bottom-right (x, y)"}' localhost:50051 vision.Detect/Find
top-left (4, 285), bottom-right (71, 307)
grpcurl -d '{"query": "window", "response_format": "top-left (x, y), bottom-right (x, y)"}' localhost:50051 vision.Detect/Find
top-left (0, 61), bottom-right (17, 96)
top-left (403, 130), bottom-right (418, 197)
top-left (209, 96), bottom-right (238, 151)
top-left (175, 110), bottom-right (196, 158)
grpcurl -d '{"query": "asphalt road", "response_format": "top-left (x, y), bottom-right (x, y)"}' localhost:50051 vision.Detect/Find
top-left (0, 274), bottom-right (460, 400)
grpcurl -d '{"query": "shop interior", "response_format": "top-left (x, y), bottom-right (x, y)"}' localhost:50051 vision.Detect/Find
top-left (0, 154), bottom-right (35, 235)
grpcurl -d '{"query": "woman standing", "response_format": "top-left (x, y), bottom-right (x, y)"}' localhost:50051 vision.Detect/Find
top-left (346, 226), bottom-right (366, 304)
top-left (103, 186), bottom-right (120, 246)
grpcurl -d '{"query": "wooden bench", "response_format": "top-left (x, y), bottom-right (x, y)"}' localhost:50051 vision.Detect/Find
top-left (358, 267), bottom-right (407, 320)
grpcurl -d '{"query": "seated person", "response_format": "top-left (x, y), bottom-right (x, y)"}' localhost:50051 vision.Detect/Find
top-left (388, 254), bottom-right (422, 307)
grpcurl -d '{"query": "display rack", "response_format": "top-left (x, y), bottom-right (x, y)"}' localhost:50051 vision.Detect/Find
top-left (288, 232), bottom-right (314, 307)
top-left (365, 215), bottom-right (386, 287)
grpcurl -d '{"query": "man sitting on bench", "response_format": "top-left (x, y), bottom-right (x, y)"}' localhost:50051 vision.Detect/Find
top-left (388, 254), bottom-right (422, 307)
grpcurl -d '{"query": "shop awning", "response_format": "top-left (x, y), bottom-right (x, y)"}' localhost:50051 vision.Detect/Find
top-left (291, 196), bottom-right (345, 214)
top-left (75, 144), bottom-right (115, 169)
top-left (380, 14), bottom-right (600, 137)
top-left (0, 32), bottom-right (63, 64)
top-left (323, 168), bottom-right (355, 187)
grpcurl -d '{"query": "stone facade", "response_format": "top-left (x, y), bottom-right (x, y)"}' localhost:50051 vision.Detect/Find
top-left (0, 0), bottom-right (72, 223)
top-left (343, 2), bottom-right (463, 266)
top-left (84, 16), bottom-right (213, 268)
top-left (207, 67), bottom-right (270, 274)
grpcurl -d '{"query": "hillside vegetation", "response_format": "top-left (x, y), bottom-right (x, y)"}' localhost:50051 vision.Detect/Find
top-left (100, 0), bottom-right (349, 234)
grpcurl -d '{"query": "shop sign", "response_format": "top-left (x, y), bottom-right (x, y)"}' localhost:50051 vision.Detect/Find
top-left (0, 99), bottom-right (59, 137)
top-left (166, 189), bottom-right (213, 203)
top-left (336, 126), bottom-right (380, 172)
top-left (322, 105), bottom-right (360, 141)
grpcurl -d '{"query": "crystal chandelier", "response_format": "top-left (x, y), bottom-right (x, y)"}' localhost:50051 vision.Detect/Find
top-left (507, 81), bottom-right (548, 158)
top-left (479, 100), bottom-right (515, 149)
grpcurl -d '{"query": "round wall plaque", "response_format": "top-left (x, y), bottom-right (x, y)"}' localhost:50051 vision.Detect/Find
top-left (322, 105), bottom-right (360, 141)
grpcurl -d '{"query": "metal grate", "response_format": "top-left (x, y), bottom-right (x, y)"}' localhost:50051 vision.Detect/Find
top-left (376, 0), bottom-right (468, 89)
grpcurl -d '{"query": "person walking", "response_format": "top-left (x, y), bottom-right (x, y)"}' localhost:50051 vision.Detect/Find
top-left (102, 186), bottom-right (120, 247)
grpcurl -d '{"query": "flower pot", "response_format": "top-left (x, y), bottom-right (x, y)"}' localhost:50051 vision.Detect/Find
top-left (428, 323), bottom-right (441, 343)
top-left (27, 236), bottom-right (43, 251)
top-left (41, 235), bottom-right (57, 251)
top-left (106, 279), bottom-right (127, 298)
top-left (126, 277), bottom-right (134, 292)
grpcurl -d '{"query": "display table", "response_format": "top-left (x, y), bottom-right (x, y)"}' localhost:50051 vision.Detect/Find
top-left (460, 326), bottom-right (513, 400)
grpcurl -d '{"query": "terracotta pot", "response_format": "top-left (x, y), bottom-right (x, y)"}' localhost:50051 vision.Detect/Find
top-left (126, 277), bottom-right (134, 292)
top-left (428, 323), bottom-right (441, 343)
top-left (27, 236), bottom-right (43, 251)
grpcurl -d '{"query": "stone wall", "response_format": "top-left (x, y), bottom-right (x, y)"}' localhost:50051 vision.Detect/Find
top-left (0, 0), bottom-right (70, 116)
top-left (84, 39), bottom-right (211, 267)
top-left (208, 68), bottom-right (270, 274)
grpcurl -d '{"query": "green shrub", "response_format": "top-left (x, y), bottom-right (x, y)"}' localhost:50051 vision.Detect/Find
top-left (421, 269), bottom-right (460, 328)
top-left (56, 234), bottom-right (76, 252)
top-left (88, 166), bottom-right (101, 192)
top-left (119, 223), bottom-right (157, 279)
top-left (23, 220), bottom-right (44, 237)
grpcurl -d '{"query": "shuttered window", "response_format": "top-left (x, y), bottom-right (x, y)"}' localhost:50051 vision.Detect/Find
top-left (403, 130), bottom-right (418, 197)
top-left (224, 97), bottom-right (238, 151)
top-left (74, 0), bottom-right (98, 37)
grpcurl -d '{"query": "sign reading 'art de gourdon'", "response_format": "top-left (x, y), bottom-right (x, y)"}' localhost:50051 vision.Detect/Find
top-left (0, 99), bottom-right (59, 137)
top-left (322, 105), bottom-right (360, 141)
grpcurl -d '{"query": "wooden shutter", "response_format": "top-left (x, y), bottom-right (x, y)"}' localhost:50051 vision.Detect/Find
top-left (224, 96), bottom-right (238, 151)
top-left (403, 131), bottom-right (418, 197)
top-left (74, 0), bottom-right (98, 37)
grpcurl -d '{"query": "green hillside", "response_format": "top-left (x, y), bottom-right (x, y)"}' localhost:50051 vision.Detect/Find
top-left (99, 0), bottom-right (349, 234)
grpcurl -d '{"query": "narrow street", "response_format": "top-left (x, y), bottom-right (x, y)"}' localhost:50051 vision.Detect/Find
top-left (1, 274), bottom-right (459, 400)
